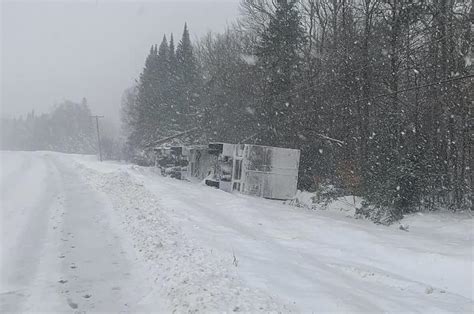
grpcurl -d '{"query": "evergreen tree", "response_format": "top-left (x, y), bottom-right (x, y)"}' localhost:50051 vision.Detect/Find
top-left (133, 45), bottom-right (159, 148)
top-left (155, 35), bottom-right (178, 138)
top-left (175, 23), bottom-right (202, 135)
top-left (169, 33), bottom-right (177, 75)
top-left (254, 0), bottom-right (305, 147)
top-left (176, 23), bottom-right (199, 87)
top-left (167, 33), bottom-right (180, 135)
top-left (157, 35), bottom-right (170, 86)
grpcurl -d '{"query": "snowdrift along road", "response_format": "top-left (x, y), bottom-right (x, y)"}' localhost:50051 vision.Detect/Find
top-left (1, 151), bottom-right (473, 312)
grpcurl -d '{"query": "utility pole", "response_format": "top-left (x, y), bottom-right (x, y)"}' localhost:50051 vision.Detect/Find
top-left (91, 115), bottom-right (104, 161)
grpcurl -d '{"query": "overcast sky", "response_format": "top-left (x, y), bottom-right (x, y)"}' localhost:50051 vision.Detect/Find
top-left (1, 0), bottom-right (240, 129)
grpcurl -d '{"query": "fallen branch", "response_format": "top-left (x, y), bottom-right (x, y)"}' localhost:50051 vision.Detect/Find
top-left (303, 128), bottom-right (346, 145)
top-left (315, 133), bottom-right (345, 145)
top-left (145, 127), bottom-right (201, 148)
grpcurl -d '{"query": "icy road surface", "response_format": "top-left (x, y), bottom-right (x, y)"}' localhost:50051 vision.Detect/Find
top-left (0, 151), bottom-right (160, 312)
top-left (1, 151), bottom-right (473, 312)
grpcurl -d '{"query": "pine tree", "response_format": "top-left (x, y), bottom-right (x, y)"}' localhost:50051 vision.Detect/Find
top-left (175, 23), bottom-right (201, 136)
top-left (133, 45), bottom-right (160, 148)
top-left (176, 23), bottom-right (198, 87)
top-left (167, 33), bottom-right (180, 135)
top-left (169, 33), bottom-right (177, 75)
top-left (157, 35), bottom-right (170, 86)
top-left (255, 0), bottom-right (305, 147)
top-left (155, 35), bottom-right (177, 138)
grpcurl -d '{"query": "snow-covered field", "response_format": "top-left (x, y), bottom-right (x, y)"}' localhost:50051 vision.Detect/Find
top-left (1, 151), bottom-right (473, 312)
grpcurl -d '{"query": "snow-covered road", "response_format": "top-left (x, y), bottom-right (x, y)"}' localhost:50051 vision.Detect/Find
top-left (1, 151), bottom-right (473, 312)
top-left (0, 151), bottom-right (160, 312)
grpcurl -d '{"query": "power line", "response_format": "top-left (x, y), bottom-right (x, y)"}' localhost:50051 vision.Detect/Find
top-left (355, 73), bottom-right (474, 103)
top-left (293, 73), bottom-right (474, 117)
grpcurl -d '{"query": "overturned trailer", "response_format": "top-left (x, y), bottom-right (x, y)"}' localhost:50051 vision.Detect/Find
top-left (205, 143), bottom-right (300, 200)
top-left (154, 142), bottom-right (300, 200)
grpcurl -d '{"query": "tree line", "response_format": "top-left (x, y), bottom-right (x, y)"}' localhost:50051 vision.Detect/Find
top-left (1, 99), bottom-right (97, 154)
top-left (122, 0), bottom-right (473, 220)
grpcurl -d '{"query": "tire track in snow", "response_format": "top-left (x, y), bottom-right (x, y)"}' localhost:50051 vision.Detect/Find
top-left (0, 153), bottom-right (60, 312)
top-left (46, 155), bottom-right (157, 312)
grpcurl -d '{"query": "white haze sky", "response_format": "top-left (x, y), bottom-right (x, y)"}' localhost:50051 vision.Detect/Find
top-left (1, 0), bottom-right (240, 129)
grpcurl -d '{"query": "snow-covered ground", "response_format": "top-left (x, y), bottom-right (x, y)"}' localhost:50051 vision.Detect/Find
top-left (0, 151), bottom-right (162, 312)
top-left (1, 151), bottom-right (473, 312)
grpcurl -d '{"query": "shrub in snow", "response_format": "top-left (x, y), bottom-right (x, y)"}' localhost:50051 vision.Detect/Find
top-left (355, 204), bottom-right (403, 225)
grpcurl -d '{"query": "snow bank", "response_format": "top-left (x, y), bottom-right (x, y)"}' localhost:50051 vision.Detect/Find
top-left (73, 162), bottom-right (292, 312)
